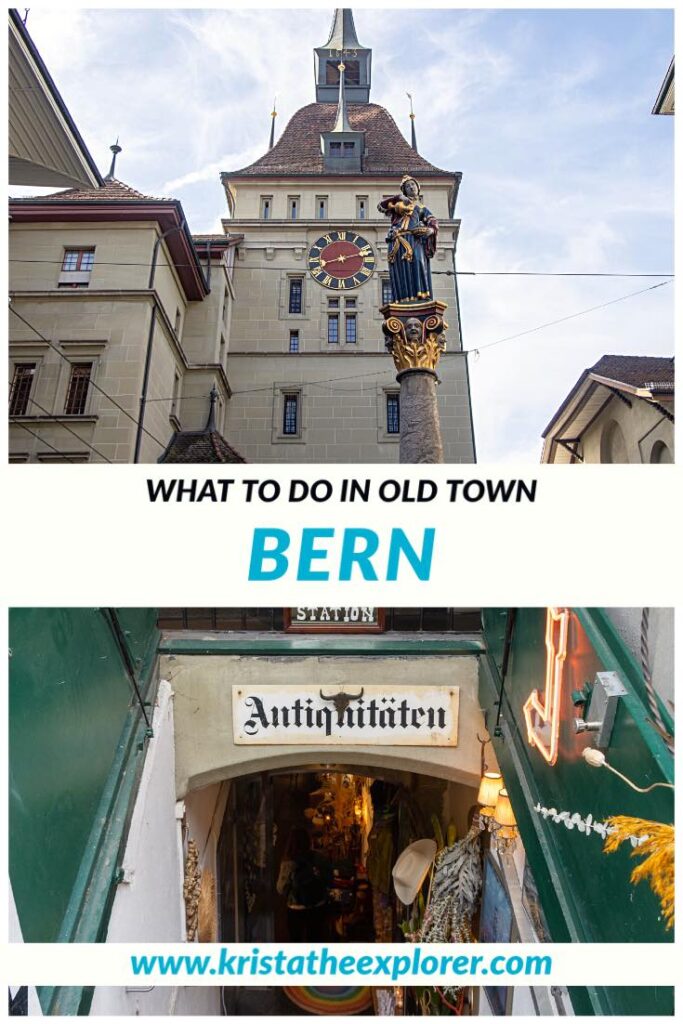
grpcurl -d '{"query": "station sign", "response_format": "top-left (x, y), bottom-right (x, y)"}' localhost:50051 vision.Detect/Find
top-left (284, 607), bottom-right (385, 633)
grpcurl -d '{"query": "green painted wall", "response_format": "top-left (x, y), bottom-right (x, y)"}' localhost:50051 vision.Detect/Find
top-left (481, 608), bottom-right (674, 1017)
top-left (9, 608), bottom-right (159, 947)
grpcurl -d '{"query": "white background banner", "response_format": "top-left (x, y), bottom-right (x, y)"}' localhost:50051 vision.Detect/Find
top-left (1, 464), bottom-right (680, 606)
top-left (3, 941), bottom-right (677, 987)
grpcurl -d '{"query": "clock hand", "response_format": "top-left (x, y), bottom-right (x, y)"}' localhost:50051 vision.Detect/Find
top-left (323, 253), bottom-right (358, 267)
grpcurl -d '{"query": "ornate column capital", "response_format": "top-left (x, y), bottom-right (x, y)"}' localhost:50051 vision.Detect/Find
top-left (381, 300), bottom-right (448, 374)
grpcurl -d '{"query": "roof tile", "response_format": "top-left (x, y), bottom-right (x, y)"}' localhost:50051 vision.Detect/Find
top-left (158, 429), bottom-right (246, 464)
top-left (224, 102), bottom-right (456, 179)
top-left (11, 177), bottom-right (172, 203)
top-left (590, 354), bottom-right (675, 389)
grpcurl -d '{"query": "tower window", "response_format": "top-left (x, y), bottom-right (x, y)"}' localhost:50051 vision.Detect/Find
top-left (64, 362), bottom-right (93, 416)
top-left (328, 314), bottom-right (339, 344)
top-left (9, 363), bottom-right (36, 416)
top-left (386, 393), bottom-right (400, 434)
top-left (261, 196), bottom-right (272, 219)
top-left (345, 298), bottom-right (357, 309)
top-left (316, 196), bottom-right (328, 219)
top-left (283, 394), bottom-right (299, 435)
top-left (381, 277), bottom-right (392, 304)
top-left (325, 60), bottom-right (360, 85)
top-left (288, 196), bottom-right (300, 220)
top-left (330, 142), bottom-right (342, 155)
top-left (289, 330), bottom-right (300, 353)
top-left (328, 297), bottom-right (340, 309)
top-left (343, 142), bottom-right (355, 155)
top-left (345, 314), bottom-right (357, 344)
top-left (288, 278), bottom-right (303, 314)
top-left (357, 196), bottom-right (368, 220)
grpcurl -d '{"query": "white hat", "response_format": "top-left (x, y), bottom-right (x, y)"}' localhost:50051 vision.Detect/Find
top-left (392, 839), bottom-right (437, 905)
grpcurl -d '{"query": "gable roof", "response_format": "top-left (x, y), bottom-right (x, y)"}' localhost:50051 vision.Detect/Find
top-left (158, 429), bottom-right (246, 464)
top-left (588, 354), bottom-right (674, 391)
top-left (541, 354), bottom-right (675, 463)
top-left (223, 102), bottom-right (456, 180)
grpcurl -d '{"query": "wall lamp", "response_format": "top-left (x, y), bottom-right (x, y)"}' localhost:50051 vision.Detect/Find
top-left (475, 772), bottom-right (519, 851)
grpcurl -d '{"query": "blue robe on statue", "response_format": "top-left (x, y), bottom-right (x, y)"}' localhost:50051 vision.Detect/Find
top-left (377, 196), bottom-right (438, 303)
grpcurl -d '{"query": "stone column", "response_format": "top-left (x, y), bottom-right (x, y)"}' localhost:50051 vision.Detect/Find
top-left (381, 301), bottom-right (448, 464)
top-left (396, 368), bottom-right (443, 463)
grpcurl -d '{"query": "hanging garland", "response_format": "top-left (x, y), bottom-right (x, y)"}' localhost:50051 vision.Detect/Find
top-left (534, 803), bottom-right (649, 845)
top-left (534, 804), bottom-right (674, 928)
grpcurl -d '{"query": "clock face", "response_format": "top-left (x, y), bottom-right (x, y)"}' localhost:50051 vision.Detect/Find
top-left (307, 230), bottom-right (375, 290)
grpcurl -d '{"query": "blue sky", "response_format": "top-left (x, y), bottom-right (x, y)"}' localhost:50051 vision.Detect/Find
top-left (14, 8), bottom-right (674, 461)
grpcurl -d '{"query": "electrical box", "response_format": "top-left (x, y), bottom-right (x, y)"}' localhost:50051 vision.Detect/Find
top-left (575, 671), bottom-right (627, 748)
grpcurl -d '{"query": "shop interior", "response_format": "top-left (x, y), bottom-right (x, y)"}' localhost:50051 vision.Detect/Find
top-left (215, 764), bottom-right (484, 1016)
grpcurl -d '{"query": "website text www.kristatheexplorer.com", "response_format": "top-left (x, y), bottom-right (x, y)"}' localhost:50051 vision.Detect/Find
top-left (130, 947), bottom-right (553, 982)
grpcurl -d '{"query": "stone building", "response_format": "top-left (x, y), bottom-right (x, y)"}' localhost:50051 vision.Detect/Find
top-left (8, 177), bottom-right (242, 463)
top-left (8, 8), bottom-right (475, 464)
top-left (218, 9), bottom-right (476, 463)
top-left (541, 354), bottom-right (674, 464)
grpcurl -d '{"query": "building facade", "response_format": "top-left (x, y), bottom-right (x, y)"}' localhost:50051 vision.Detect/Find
top-left (8, 8), bottom-right (475, 465)
top-left (541, 355), bottom-right (674, 464)
top-left (9, 606), bottom-right (673, 1016)
top-left (8, 180), bottom-right (243, 463)
top-left (219, 10), bottom-right (476, 463)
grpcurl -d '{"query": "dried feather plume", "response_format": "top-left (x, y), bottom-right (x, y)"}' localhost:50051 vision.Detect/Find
top-left (183, 839), bottom-right (201, 941)
top-left (603, 816), bottom-right (674, 929)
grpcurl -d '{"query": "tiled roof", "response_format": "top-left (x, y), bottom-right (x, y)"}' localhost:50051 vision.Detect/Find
top-left (590, 354), bottom-right (674, 390)
top-left (224, 102), bottom-right (455, 178)
top-left (10, 177), bottom-right (172, 203)
top-left (158, 429), bottom-right (246, 464)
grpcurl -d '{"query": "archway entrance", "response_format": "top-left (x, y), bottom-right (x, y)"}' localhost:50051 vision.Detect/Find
top-left (213, 762), bottom-right (478, 1016)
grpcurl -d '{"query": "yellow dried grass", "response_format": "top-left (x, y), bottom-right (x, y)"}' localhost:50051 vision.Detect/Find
top-left (603, 816), bottom-right (674, 929)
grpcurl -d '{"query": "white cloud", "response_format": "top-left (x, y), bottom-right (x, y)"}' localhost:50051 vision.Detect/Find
top-left (13, 7), bottom-right (673, 462)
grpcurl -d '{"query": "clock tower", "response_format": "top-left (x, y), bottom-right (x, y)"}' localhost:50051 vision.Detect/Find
top-left (219, 8), bottom-right (475, 464)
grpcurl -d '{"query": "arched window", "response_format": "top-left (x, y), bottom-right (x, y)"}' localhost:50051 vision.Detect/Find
top-left (650, 440), bottom-right (673, 464)
top-left (600, 420), bottom-right (629, 464)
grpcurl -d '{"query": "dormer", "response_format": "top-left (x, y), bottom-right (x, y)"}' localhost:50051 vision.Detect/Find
top-left (320, 56), bottom-right (366, 171)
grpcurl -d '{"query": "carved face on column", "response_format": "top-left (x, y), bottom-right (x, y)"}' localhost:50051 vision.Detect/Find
top-left (404, 317), bottom-right (423, 344)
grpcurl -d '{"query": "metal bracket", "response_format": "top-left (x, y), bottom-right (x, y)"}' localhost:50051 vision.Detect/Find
top-left (574, 671), bottom-right (627, 747)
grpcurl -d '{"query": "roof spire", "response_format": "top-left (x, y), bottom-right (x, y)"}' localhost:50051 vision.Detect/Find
top-left (325, 8), bottom-right (362, 50)
top-left (106, 139), bottom-right (122, 180)
top-left (205, 384), bottom-right (218, 432)
top-left (331, 61), bottom-right (352, 133)
top-left (269, 96), bottom-right (278, 149)
top-left (315, 8), bottom-right (372, 103)
top-left (407, 93), bottom-right (417, 151)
